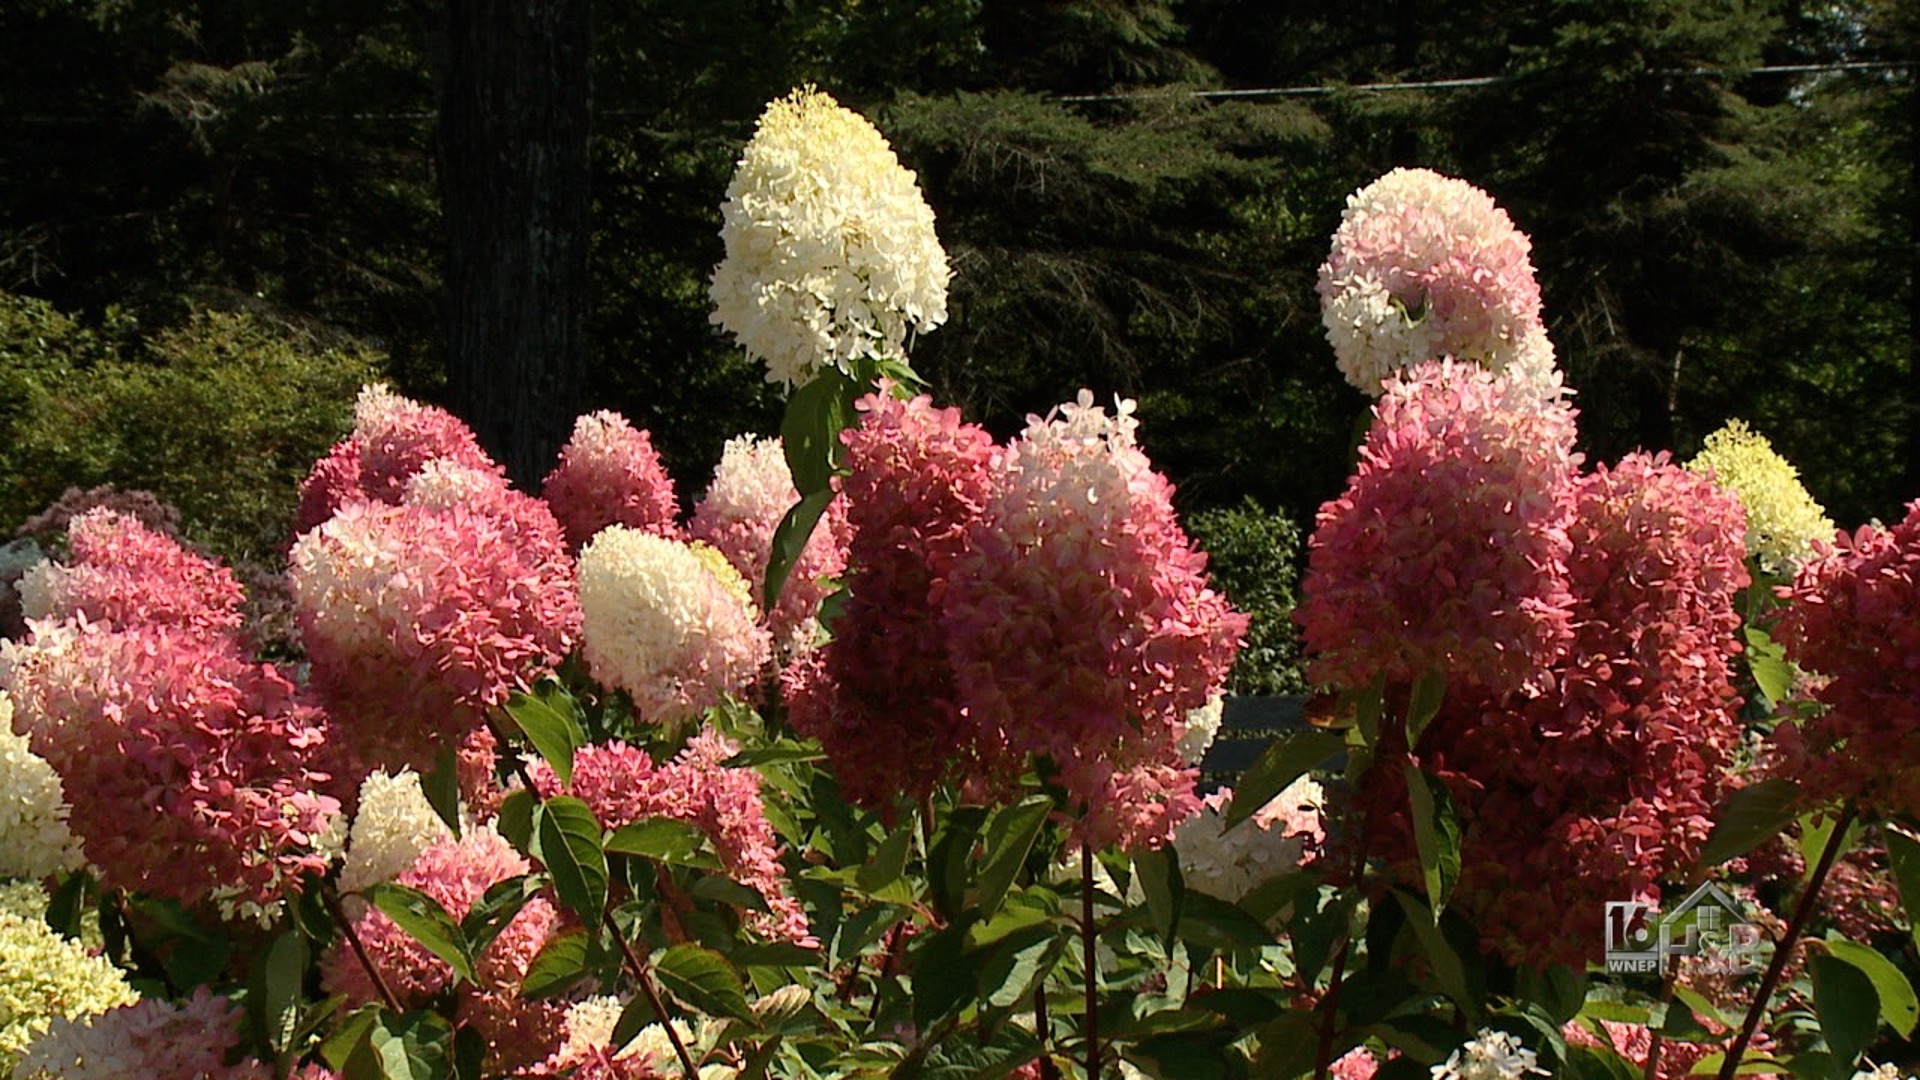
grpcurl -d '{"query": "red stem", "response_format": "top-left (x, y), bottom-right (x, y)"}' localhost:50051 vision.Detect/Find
top-left (1083, 843), bottom-right (1101, 1078)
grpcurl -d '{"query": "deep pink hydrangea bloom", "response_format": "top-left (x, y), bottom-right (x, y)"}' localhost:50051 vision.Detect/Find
top-left (2, 622), bottom-right (340, 912)
top-left (15, 987), bottom-right (272, 1080)
top-left (294, 385), bottom-right (502, 534)
top-left (289, 490), bottom-right (580, 773)
top-left (1771, 501), bottom-right (1920, 817)
top-left (941, 393), bottom-right (1244, 849)
top-left (689, 435), bottom-right (852, 652)
top-left (19, 508), bottom-right (245, 640)
top-left (1342, 453), bottom-right (1749, 967)
top-left (532, 731), bottom-right (813, 945)
top-left (542, 410), bottom-right (682, 550)
top-left (780, 389), bottom-right (1003, 809)
top-left (1296, 360), bottom-right (1580, 699)
top-left (325, 828), bottom-right (568, 1074)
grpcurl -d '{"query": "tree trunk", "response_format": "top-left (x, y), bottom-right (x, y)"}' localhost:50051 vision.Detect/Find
top-left (436, 0), bottom-right (591, 488)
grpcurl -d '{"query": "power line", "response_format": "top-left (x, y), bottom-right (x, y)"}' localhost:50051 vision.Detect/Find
top-left (1055, 60), bottom-right (1912, 104)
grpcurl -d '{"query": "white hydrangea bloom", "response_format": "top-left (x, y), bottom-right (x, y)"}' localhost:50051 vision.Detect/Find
top-left (1178, 694), bottom-right (1225, 765)
top-left (286, 506), bottom-right (411, 656)
top-left (1321, 275), bottom-right (1442, 393)
top-left (710, 86), bottom-right (951, 388)
top-left (1430, 1029), bottom-right (1546, 1080)
top-left (0, 690), bottom-right (84, 879)
top-left (0, 904), bottom-right (137, 1069)
top-left (337, 768), bottom-right (453, 897)
top-left (577, 527), bottom-right (770, 725)
top-left (1853, 1065), bottom-right (1909, 1080)
top-left (353, 382), bottom-right (409, 432)
top-left (1173, 775), bottom-right (1323, 903)
top-left (403, 459), bottom-right (506, 510)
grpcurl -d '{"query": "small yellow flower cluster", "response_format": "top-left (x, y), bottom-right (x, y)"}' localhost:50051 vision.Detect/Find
top-left (1687, 419), bottom-right (1835, 575)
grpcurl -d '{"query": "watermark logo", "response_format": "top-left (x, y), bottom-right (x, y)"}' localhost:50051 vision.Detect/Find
top-left (1604, 883), bottom-right (1760, 975)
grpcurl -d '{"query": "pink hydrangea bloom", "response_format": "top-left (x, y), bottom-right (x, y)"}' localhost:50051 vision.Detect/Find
top-left (1296, 360), bottom-right (1580, 699)
top-left (294, 385), bottom-right (502, 534)
top-left (324, 827), bottom-right (568, 1074)
top-left (289, 491), bottom-right (580, 773)
top-left (1561, 1018), bottom-right (1781, 1080)
top-left (942, 390), bottom-right (1245, 849)
top-left (1329, 1048), bottom-right (1383, 1080)
top-left (1, 622), bottom-right (340, 912)
top-left (1771, 501), bottom-right (1920, 817)
top-left (689, 435), bottom-right (852, 653)
top-left (532, 731), bottom-right (813, 945)
top-left (14, 987), bottom-right (270, 1080)
top-left (542, 410), bottom-right (682, 550)
top-left (780, 389), bottom-right (1002, 809)
top-left (1342, 453), bottom-right (1749, 967)
top-left (18, 509), bottom-right (244, 641)
top-left (1318, 168), bottom-right (1551, 394)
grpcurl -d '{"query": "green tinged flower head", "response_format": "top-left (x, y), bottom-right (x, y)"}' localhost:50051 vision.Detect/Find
top-left (0, 881), bottom-right (136, 1069)
top-left (1687, 419), bottom-right (1835, 575)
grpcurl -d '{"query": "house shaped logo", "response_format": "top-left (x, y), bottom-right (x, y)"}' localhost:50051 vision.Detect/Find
top-left (1605, 882), bottom-right (1760, 975)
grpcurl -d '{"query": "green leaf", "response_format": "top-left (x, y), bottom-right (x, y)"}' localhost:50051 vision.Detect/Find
top-left (611, 992), bottom-right (660, 1050)
top-left (1798, 813), bottom-right (1860, 885)
top-left (656, 944), bottom-right (755, 1021)
top-left (460, 875), bottom-right (538, 958)
top-left (532, 796), bottom-right (608, 924)
top-left (606, 818), bottom-right (724, 870)
top-left (1812, 953), bottom-right (1879, 1071)
top-left (764, 488), bottom-right (837, 613)
top-left (423, 744), bottom-right (463, 839)
top-left (1227, 728), bottom-right (1345, 829)
top-left (977, 927), bottom-right (1066, 1011)
top-left (1565, 1044), bottom-right (1638, 1080)
top-left (1136, 846), bottom-right (1184, 948)
top-left (368, 883), bottom-right (477, 984)
top-left (1405, 668), bottom-right (1446, 748)
top-left (505, 685), bottom-right (587, 787)
top-left (521, 928), bottom-right (592, 998)
top-left (930, 807), bottom-right (987, 923)
top-left (1698, 778), bottom-right (1801, 869)
top-left (857, 821), bottom-right (915, 894)
top-left (1743, 626), bottom-right (1795, 708)
top-left (254, 929), bottom-right (307, 1058)
top-left (1404, 765), bottom-right (1461, 917)
top-left (497, 789), bottom-right (535, 854)
top-left (1516, 964), bottom-right (1587, 1025)
top-left (911, 915), bottom-right (984, 1029)
top-left (781, 368), bottom-right (860, 496)
top-left (45, 871), bottom-right (90, 940)
top-left (1887, 829), bottom-right (1920, 956)
top-left (1824, 937), bottom-right (1920, 1037)
top-left (1393, 890), bottom-right (1471, 1012)
top-left (366, 1010), bottom-right (456, 1080)
top-left (976, 795), bottom-right (1052, 920)
top-left (322, 1004), bottom-right (383, 1072)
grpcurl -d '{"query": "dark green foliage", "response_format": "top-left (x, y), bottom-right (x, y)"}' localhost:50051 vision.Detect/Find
top-left (0, 291), bottom-right (381, 561)
top-left (1184, 498), bottom-right (1307, 695)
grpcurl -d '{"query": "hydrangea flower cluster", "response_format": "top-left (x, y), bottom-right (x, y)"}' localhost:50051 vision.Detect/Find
top-left (0, 689), bottom-right (83, 880)
top-left (782, 390), bottom-right (1012, 810)
top-left (1428, 1029), bottom-right (1545, 1080)
top-left (290, 467), bottom-right (579, 773)
top-left (2, 511), bottom-right (343, 912)
top-left (17, 508), bottom-right (244, 641)
top-left (3, 622), bottom-right (342, 911)
top-left (576, 527), bottom-right (771, 726)
top-left (542, 410), bottom-right (682, 551)
top-left (335, 767), bottom-right (454, 899)
top-left (0, 887), bottom-right (136, 1069)
top-left (1297, 361), bottom-right (1580, 698)
top-left (13, 987), bottom-right (268, 1080)
top-left (325, 827), bottom-right (568, 1074)
top-left (533, 732), bottom-right (813, 944)
top-left (1771, 501), bottom-right (1920, 817)
top-left (1171, 777), bottom-right (1323, 902)
top-left (690, 435), bottom-right (852, 652)
top-left (1318, 168), bottom-right (1554, 396)
top-left (1303, 365), bottom-right (1751, 966)
top-left (710, 87), bottom-right (951, 387)
top-left (1687, 418), bottom-right (1835, 575)
top-left (528, 997), bottom-right (684, 1079)
top-left (944, 391), bottom-right (1246, 849)
top-left (295, 384), bottom-right (503, 533)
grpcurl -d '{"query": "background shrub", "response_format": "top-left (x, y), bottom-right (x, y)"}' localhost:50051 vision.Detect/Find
top-left (1185, 496), bottom-right (1307, 695)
